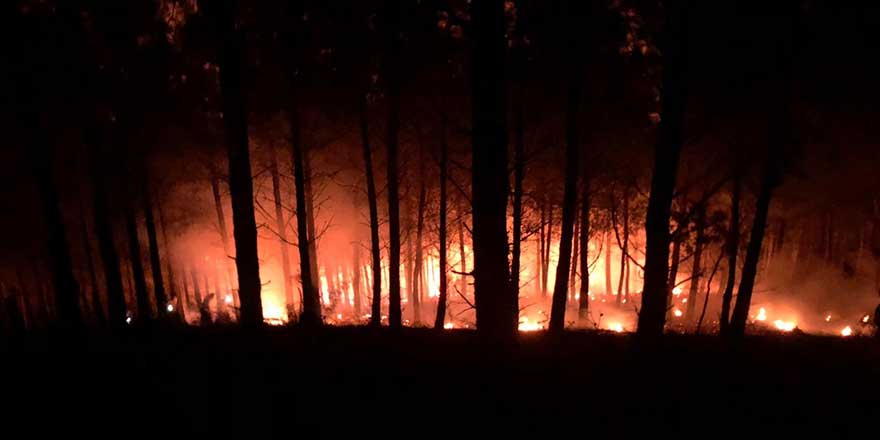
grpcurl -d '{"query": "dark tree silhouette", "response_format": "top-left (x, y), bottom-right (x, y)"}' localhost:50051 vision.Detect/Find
top-left (269, 147), bottom-right (295, 318)
top-left (142, 170), bottom-right (168, 316)
top-left (435, 114), bottom-right (449, 330)
top-left (213, 0), bottom-right (263, 327)
top-left (550, 76), bottom-right (583, 333)
top-left (686, 205), bottom-right (705, 320)
top-left (289, 90), bottom-right (321, 326)
top-left (385, 0), bottom-right (403, 330)
top-left (88, 135), bottom-right (127, 328)
top-left (360, 94), bottom-right (383, 327)
top-left (125, 192), bottom-right (152, 322)
top-left (78, 193), bottom-right (105, 326)
top-left (578, 161), bottom-right (591, 322)
top-left (719, 175), bottom-right (741, 335)
top-left (412, 140), bottom-right (428, 324)
top-left (471, 0), bottom-right (515, 336)
top-left (637, 1), bottom-right (688, 338)
top-left (31, 125), bottom-right (83, 329)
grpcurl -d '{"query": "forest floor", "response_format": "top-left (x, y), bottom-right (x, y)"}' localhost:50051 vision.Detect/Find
top-left (2, 326), bottom-right (879, 438)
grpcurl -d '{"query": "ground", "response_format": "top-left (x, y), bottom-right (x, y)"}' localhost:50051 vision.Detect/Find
top-left (2, 327), bottom-right (879, 438)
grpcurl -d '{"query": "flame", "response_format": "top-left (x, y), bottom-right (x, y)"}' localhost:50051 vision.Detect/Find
top-left (862, 314), bottom-right (870, 323)
top-left (443, 322), bottom-right (454, 329)
top-left (166, 303), bottom-right (174, 313)
top-left (607, 322), bottom-right (624, 333)
top-left (224, 294), bottom-right (233, 304)
top-left (756, 307), bottom-right (767, 321)
top-left (841, 326), bottom-right (853, 337)
top-left (518, 317), bottom-right (543, 332)
top-left (673, 309), bottom-right (683, 317)
top-left (825, 314), bottom-right (832, 322)
top-left (672, 287), bottom-right (683, 296)
top-left (262, 296), bottom-right (287, 325)
top-left (773, 320), bottom-right (796, 332)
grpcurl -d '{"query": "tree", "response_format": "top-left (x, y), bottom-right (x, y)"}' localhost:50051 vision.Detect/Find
top-left (31, 124), bottom-right (83, 329)
top-left (213, 0), bottom-right (263, 327)
top-left (719, 170), bottom-right (741, 335)
top-left (124, 193), bottom-right (152, 322)
top-left (637, 0), bottom-right (687, 338)
top-left (685, 205), bottom-right (705, 320)
top-left (78, 192), bottom-right (105, 326)
top-left (385, 0), bottom-right (403, 330)
top-left (360, 94), bottom-right (383, 327)
top-left (289, 85), bottom-right (321, 326)
top-left (550, 75), bottom-right (583, 333)
top-left (142, 170), bottom-right (168, 317)
top-left (728, 1), bottom-right (795, 338)
top-left (87, 133), bottom-right (127, 328)
top-left (412, 139), bottom-right (428, 325)
top-left (268, 146), bottom-right (295, 319)
top-left (209, 173), bottom-right (233, 314)
top-left (578, 160), bottom-right (591, 322)
top-left (471, 0), bottom-right (515, 336)
top-left (434, 114), bottom-right (449, 329)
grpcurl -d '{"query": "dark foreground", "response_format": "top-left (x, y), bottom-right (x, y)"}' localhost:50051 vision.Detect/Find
top-left (2, 327), bottom-right (879, 438)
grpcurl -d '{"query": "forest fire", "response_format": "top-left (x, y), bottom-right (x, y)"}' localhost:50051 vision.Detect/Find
top-left (756, 308), bottom-right (768, 322)
top-left (518, 317), bottom-right (544, 332)
top-left (773, 320), bottom-right (797, 332)
top-left (607, 323), bottom-right (625, 333)
top-left (5, 1), bottom-right (880, 437)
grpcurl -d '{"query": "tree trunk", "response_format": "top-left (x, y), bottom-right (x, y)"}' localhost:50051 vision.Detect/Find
top-left (459, 199), bottom-right (468, 298)
top-left (182, 265), bottom-right (192, 309)
top-left (617, 190), bottom-right (628, 305)
top-left (210, 177), bottom-right (230, 316)
top-left (636, 0), bottom-right (687, 338)
top-left (666, 234), bottom-right (682, 320)
top-left (216, 0), bottom-right (262, 328)
top-left (289, 92), bottom-right (321, 326)
top-left (539, 201), bottom-right (546, 295)
top-left (78, 194), bottom-right (105, 326)
top-left (435, 114), bottom-right (449, 330)
top-left (385, 0), bottom-right (403, 330)
top-left (31, 128), bottom-right (82, 329)
top-left (550, 82), bottom-right (581, 333)
top-left (605, 230), bottom-right (613, 297)
top-left (156, 191), bottom-right (179, 317)
top-left (569, 210), bottom-right (580, 297)
top-left (269, 146), bottom-right (295, 319)
top-left (125, 205), bottom-right (151, 322)
top-left (686, 205), bottom-right (705, 321)
top-left (303, 150), bottom-right (320, 294)
top-left (719, 175), bottom-right (741, 335)
top-left (413, 141), bottom-right (427, 325)
top-left (352, 244), bottom-right (362, 316)
top-left (360, 94), bottom-right (383, 327)
top-left (730, 158), bottom-right (783, 337)
top-left (578, 165), bottom-right (590, 322)
top-left (88, 140), bottom-right (127, 328)
top-left (511, 80), bottom-right (525, 300)
top-left (142, 171), bottom-right (168, 317)
top-left (471, 0), bottom-right (514, 337)
top-left (542, 203), bottom-right (553, 297)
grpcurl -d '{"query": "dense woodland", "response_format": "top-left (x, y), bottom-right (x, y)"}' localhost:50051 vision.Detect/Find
top-left (2, 0), bottom-right (880, 340)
